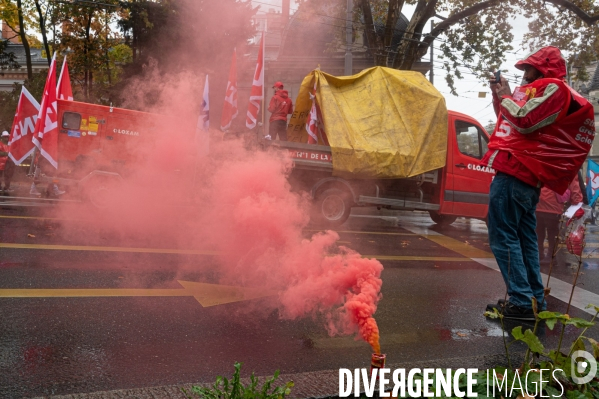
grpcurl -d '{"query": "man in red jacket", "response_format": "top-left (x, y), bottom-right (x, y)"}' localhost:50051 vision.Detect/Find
top-left (267, 81), bottom-right (293, 141)
top-left (482, 46), bottom-right (595, 320)
top-left (0, 131), bottom-right (15, 194)
top-left (536, 178), bottom-right (582, 263)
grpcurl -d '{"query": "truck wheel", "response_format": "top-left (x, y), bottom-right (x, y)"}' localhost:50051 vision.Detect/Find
top-left (429, 211), bottom-right (457, 226)
top-left (313, 188), bottom-right (352, 227)
top-left (84, 177), bottom-right (121, 209)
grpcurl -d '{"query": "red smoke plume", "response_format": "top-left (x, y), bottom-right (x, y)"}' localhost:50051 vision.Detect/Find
top-left (50, 17), bottom-right (385, 348)
top-left (199, 139), bottom-right (384, 351)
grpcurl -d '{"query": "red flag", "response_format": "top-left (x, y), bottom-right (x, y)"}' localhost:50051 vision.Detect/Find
top-left (246, 33), bottom-right (264, 129)
top-left (32, 53), bottom-right (59, 168)
top-left (57, 56), bottom-right (73, 101)
top-left (220, 49), bottom-right (238, 131)
top-left (8, 86), bottom-right (40, 165)
top-left (305, 83), bottom-right (327, 145)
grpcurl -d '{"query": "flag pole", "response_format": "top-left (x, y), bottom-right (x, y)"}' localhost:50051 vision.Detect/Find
top-left (260, 30), bottom-right (265, 137)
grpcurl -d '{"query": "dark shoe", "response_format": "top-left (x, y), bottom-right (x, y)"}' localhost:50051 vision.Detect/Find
top-left (485, 299), bottom-right (506, 312)
top-left (500, 302), bottom-right (535, 321)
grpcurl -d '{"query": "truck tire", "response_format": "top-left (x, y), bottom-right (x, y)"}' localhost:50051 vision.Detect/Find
top-left (312, 188), bottom-right (352, 227)
top-left (429, 211), bottom-right (457, 226)
top-left (84, 177), bottom-right (121, 209)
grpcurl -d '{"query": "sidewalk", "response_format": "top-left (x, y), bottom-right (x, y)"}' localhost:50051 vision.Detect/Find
top-left (32, 353), bottom-right (519, 399)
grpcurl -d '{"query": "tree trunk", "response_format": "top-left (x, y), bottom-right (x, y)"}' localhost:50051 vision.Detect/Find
top-left (358, 0), bottom-right (385, 66)
top-left (16, 0), bottom-right (33, 79)
top-left (84, 11), bottom-right (93, 100)
top-left (392, 0), bottom-right (437, 70)
top-left (383, 0), bottom-right (405, 66)
top-left (34, 0), bottom-right (52, 66)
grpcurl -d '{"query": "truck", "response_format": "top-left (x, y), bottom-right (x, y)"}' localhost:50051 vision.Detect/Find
top-left (23, 99), bottom-right (195, 208)
top-left (18, 67), bottom-right (493, 228)
top-left (264, 67), bottom-right (494, 227)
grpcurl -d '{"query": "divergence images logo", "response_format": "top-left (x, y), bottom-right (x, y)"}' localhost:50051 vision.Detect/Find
top-left (572, 351), bottom-right (597, 384)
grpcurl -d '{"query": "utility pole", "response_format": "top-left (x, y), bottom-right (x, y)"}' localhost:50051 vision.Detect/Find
top-left (344, 0), bottom-right (353, 76)
top-left (429, 20), bottom-right (434, 84)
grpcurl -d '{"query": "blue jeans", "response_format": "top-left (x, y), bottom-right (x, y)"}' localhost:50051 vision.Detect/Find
top-left (487, 172), bottom-right (545, 310)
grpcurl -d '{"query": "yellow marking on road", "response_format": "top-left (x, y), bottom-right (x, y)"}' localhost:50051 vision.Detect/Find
top-left (1, 242), bottom-right (474, 263)
top-left (0, 215), bottom-right (70, 221)
top-left (0, 280), bottom-right (276, 307)
top-left (421, 235), bottom-right (495, 258)
top-left (362, 255), bottom-right (467, 261)
top-left (305, 229), bottom-right (415, 236)
top-left (0, 242), bottom-right (218, 256)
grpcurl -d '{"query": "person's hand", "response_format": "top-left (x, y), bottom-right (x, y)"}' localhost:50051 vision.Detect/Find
top-left (489, 73), bottom-right (512, 97)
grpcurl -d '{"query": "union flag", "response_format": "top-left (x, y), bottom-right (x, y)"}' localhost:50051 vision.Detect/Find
top-left (246, 33), bottom-right (264, 129)
top-left (57, 56), bottom-right (73, 101)
top-left (220, 49), bottom-right (238, 131)
top-left (31, 53), bottom-right (59, 168)
top-left (8, 86), bottom-right (40, 165)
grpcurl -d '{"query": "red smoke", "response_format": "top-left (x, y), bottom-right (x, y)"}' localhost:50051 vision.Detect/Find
top-left (49, 37), bottom-right (385, 350)
top-left (198, 139), bottom-right (384, 351)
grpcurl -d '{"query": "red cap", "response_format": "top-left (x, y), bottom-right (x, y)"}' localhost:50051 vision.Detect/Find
top-left (273, 81), bottom-right (284, 89)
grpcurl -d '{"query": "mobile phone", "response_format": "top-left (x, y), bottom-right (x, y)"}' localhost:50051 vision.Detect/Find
top-left (494, 70), bottom-right (501, 84)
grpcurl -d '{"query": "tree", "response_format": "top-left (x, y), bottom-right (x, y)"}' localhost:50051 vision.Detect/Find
top-left (117, 0), bottom-right (256, 73)
top-left (0, 0), bottom-right (45, 79)
top-left (0, 69), bottom-right (46, 131)
top-left (32, 0), bottom-right (54, 65)
top-left (114, 0), bottom-right (257, 108)
top-left (52, 0), bottom-right (122, 101)
top-left (302, 0), bottom-right (599, 94)
top-left (16, 0), bottom-right (32, 79)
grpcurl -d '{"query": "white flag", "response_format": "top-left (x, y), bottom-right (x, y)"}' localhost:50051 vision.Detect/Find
top-left (196, 75), bottom-right (210, 156)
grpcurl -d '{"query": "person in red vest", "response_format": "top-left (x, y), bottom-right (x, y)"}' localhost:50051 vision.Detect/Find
top-left (482, 46), bottom-right (595, 320)
top-left (536, 178), bottom-right (583, 263)
top-left (267, 81), bottom-right (293, 141)
top-left (0, 131), bottom-right (15, 194)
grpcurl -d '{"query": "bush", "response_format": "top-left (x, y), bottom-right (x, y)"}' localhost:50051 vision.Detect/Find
top-left (183, 362), bottom-right (294, 399)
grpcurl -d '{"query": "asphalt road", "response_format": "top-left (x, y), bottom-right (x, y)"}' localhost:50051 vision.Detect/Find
top-left (2, 203), bottom-right (599, 398)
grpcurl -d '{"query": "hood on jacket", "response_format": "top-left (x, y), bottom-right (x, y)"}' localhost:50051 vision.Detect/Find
top-left (276, 90), bottom-right (289, 99)
top-left (514, 46), bottom-right (567, 80)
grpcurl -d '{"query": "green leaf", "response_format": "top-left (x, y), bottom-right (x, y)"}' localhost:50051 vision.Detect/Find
top-left (566, 390), bottom-right (590, 399)
top-left (545, 385), bottom-right (562, 398)
top-left (522, 329), bottom-right (545, 353)
top-left (546, 318), bottom-right (558, 330)
top-left (586, 338), bottom-right (599, 359)
top-left (565, 317), bottom-right (595, 328)
top-left (512, 326), bottom-right (524, 340)
top-left (586, 304), bottom-right (599, 313)
top-left (512, 327), bottom-right (545, 353)
top-left (484, 308), bottom-right (501, 319)
top-left (571, 337), bottom-right (586, 354)
top-left (539, 311), bottom-right (564, 319)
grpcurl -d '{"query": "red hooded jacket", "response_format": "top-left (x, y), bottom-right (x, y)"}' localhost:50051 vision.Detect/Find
top-left (268, 90), bottom-right (293, 123)
top-left (537, 178), bottom-right (582, 214)
top-left (481, 47), bottom-right (595, 194)
top-left (0, 142), bottom-right (8, 170)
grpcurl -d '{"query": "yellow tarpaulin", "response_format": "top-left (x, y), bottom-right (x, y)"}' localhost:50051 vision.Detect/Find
top-left (287, 67), bottom-right (448, 179)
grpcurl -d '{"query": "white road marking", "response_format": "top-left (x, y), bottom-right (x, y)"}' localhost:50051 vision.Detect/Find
top-left (403, 224), bottom-right (599, 315)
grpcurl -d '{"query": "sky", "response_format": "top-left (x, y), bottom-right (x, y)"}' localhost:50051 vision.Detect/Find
top-left (251, 0), bottom-right (532, 128)
top-left (431, 14), bottom-right (532, 127)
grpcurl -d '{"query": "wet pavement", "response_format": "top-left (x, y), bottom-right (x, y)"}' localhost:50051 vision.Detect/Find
top-left (1, 201), bottom-right (599, 398)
